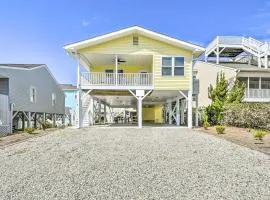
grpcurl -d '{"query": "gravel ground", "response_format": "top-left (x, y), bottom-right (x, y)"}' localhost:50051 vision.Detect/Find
top-left (0, 127), bottom-right (269, 200)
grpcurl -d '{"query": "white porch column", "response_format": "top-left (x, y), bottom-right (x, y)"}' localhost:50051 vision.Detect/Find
top-left (115, 55), bottom-right (118, 85)
top-left (176, 99), bottom-right (180, 126)
top-left (98, 99), bottom-right (101, 123)
top-left (168, 102), bottom-right (172, 125)
top-left (124, 110), bottom-right (127, 124)
top-left (76, 54), bottom-right (82, 128)
top-left (77, 56), bottom-right (81, 88)
top-left (9, 103), bottom-right (14, 133)
top-left (188, 51), bottom-right (194, 129)
top-left (137, 96), bottom-right (142, 128)
top-left (188, 90), bottom-right (193, 128)
top-left (204, 54), bottom-right (208, 63)
top-left (28, 112), bottom-right (31, 128)
top-left (216, 36), bottom-right (220, 64)
top-left (216, 47), bottom-right (219, 64)
top-left (180, 100), bottom-right (185, 124)
top-left (88, 96), bottom-right (94, 126)
top-left (248, 55), bottom-right (251, 65)
top-left (104, 104), bottom-right (107, 124)
top-left (129, 89), bottom-right (152, 128)
top-left (76, 90), bottom-right (82, 128)
top-left (264, 54), bottom-right (268, 69)
top-left (195, 95), bottom-right (199, 127)
top-left (258, 55), bottom-right (261, 68)
top-left (247, 77), bottom-right (250, 98)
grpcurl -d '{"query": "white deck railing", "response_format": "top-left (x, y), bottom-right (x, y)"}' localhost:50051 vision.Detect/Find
top-left (245, 89), bottom-right (270, 99)
top-left (205, 36), bottom-right (267, 55)
top-left (81, 72), bottom-right (153, 87)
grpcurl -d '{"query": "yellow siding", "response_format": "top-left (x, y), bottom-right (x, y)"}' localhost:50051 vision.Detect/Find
top-left (142, 105), bottom-right (163, 123)
top-left (79, 34), bottom-right (193, 90)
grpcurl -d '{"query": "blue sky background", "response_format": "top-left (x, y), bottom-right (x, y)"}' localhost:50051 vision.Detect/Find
top-left (1, 0), bottom-right (270, 84)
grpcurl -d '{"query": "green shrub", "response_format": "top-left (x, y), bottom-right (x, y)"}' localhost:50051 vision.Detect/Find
top-left (215, 125), bottom-right (225, 134)
top-left (203, 121), bottom-right (210, 130)
top-left (202, 112), bottom-right (210, 130)
top-left (223, 103), bottom-right (270, 130)
top-left (24, 127), bottom-right (36, 134)
top-left (254, 130), bottom-right (267, 141)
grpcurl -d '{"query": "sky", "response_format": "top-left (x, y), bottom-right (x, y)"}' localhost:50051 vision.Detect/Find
top-left (1, 0), bottom-right (270, 85)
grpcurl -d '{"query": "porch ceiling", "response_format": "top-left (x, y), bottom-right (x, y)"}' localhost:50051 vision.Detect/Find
top-left (83, 54), bottom-right (152, 69)
top-left (93, 90), bottom-right (186, 107)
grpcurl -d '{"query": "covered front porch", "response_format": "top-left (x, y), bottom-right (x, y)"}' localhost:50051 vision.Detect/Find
top-left (78, 54), bottom-right (153, 90)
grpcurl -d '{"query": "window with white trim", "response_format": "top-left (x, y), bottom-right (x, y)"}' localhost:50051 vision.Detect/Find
top-left (30, 86), bottom-right (36, 103)
top-left (162, 56), bottom-right (185, 76)
top-left (52, 93), bottom-right (56, 106)
top-left (162, 57), bottom-right (172, 76)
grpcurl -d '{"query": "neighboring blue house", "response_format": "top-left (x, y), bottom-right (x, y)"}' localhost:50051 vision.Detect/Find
top-left (60, 84), bottom-right (77, 126)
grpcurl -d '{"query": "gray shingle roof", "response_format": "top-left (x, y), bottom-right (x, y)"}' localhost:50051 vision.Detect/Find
top-left (218, 62), bottom-right (270, 72)
top-left (60, 84), bottom-right (77, 90)
top-left (0, 64), bottom-right (44, 69)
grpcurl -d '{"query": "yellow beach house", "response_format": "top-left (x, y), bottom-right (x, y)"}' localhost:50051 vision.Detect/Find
top-left (64, 26), bottom-right (204, 128)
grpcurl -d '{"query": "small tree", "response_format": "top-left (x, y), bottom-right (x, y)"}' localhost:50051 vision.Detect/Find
top-left (205, 73), bottom-right (245, 125)
top-left (227, 78), bottom-right (246, 104)
top-left (206, 72), bottom-right (229, 124)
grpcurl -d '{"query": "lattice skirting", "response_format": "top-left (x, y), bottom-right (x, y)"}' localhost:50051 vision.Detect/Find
top-left (0, 125), bottom-right (10, 136)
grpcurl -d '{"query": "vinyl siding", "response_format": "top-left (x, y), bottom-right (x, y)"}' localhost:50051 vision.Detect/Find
top-left (79, 34), bottom-right (193, 90)
top-left (194, 61), bottom-right (237, 107)
top-left (0, 66), bottom-right (65, 114)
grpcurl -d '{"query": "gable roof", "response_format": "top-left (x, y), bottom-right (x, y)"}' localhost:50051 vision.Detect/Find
top-left (0, 64), bottom-right (44, 69)
top-left (64, 26), bottom-right (205, 52)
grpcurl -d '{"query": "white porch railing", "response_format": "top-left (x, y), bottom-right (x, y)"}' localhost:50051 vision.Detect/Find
top-left (245, 89), bottom-right (270, 100)
top-left (81, 72), bottom-right (153, 87)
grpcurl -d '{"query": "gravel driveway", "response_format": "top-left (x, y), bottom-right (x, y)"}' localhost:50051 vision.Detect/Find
top-left (0, 127), bottom-right (269, 200)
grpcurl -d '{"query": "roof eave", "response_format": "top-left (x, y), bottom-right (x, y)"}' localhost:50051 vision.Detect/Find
top-left (63, 26), bottom-right (205, 52)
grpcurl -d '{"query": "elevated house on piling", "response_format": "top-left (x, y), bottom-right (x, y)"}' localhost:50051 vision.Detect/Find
top-left (64, 26), bottom-right (204, 128)
top-left (0, 64), bottom-right (65, 135)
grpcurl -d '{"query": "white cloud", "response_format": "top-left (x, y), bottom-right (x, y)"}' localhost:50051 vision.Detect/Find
top-left (82, 20), bottom-right (90, 27)
top-left (81, 17), bottom-right (98, 27)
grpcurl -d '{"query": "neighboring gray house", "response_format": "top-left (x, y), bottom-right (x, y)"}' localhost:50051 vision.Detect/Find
top-left (0, 64), bottom-right (65, 135)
